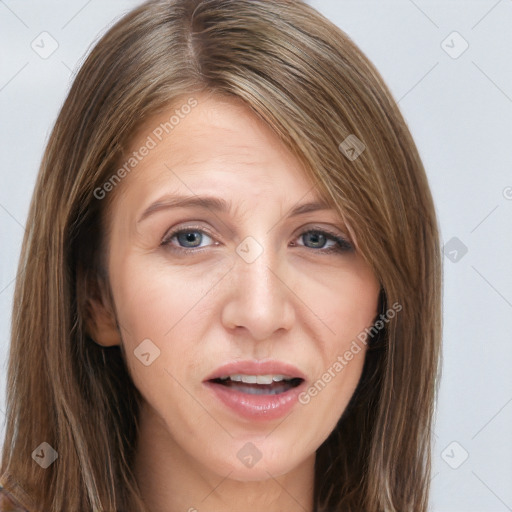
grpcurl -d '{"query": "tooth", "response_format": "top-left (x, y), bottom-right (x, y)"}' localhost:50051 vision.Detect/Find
top-left (256, 375), bottom-right (273, 385)
top-left (225, 374), bottom-right (296, 384)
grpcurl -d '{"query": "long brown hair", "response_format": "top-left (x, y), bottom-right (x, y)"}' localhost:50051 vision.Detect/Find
top-left (1, 0), bottom-right (442, 510)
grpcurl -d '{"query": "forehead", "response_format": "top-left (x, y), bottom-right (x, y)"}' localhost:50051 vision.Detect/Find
top-left (110, 93), bottom-right (322, 212)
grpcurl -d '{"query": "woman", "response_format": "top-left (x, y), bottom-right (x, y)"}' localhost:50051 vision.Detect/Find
top-left (0, 0), bottom-right (442, 510)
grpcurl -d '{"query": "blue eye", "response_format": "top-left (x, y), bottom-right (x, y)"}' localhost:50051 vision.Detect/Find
top-left (297, 230), bottom-right (353, 253)
top-left (161, 227), bottom-right (353, 254)
top-left (175, 230), bottom-right (209, 248)
top-left (162, 229), bottom-right (214, 251)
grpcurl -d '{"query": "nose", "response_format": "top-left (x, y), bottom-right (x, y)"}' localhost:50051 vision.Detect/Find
top-left (220, 241), bottom-right (296, 341)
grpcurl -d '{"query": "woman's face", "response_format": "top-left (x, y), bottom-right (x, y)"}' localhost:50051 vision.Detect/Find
top-left (101, 93), bottom-right (380, 481)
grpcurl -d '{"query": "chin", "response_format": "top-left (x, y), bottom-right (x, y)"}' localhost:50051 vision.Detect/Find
top-left (225, 458), bottom-right (296, 482)
top-left (199, 440), bottom-right (306, 482)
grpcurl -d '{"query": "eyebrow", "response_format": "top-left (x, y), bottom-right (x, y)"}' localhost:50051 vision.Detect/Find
top-left (137, 194), bottom-right (334, 223)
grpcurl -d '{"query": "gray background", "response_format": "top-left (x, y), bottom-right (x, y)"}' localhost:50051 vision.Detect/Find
top-left (1, 1), bottom-right (511, 510)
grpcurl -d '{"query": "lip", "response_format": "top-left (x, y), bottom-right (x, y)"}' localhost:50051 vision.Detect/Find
top-left (203, 359), bottom-right (307, 422)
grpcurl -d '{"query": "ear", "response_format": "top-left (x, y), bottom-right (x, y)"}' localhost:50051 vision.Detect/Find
top-left (84, 275), bottom-right (121, 347)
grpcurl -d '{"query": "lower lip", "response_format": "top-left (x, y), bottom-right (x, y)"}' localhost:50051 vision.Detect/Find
top-left (203, 381), bottom-right (305, 421)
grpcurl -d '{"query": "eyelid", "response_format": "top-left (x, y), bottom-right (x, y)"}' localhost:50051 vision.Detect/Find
top-left (298, 223), bottom-right (351, 242)
top-left (160, 225), bottom-right (353, 247)
top-left (161, 220), bottom-right (350, 239)
top-left (160, 222), bottom-right (353, 254)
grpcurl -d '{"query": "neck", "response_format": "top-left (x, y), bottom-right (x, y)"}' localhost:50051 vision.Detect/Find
top-left (134, 403), bottom-right (316, 512)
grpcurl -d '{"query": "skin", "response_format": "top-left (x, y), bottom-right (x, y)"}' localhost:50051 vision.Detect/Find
top-left (88, 92), bottom-right (381, 512)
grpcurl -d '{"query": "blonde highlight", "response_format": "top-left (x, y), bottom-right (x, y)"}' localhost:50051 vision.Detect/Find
top-left (1, 1), bottom-right (441, 510)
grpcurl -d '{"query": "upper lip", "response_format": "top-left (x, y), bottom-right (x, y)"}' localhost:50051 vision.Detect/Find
top-left (204, 359), bottom-right (306, 382)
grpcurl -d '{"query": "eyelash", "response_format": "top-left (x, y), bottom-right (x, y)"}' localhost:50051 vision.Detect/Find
top-left (160, 225), bottom-right (353, 255)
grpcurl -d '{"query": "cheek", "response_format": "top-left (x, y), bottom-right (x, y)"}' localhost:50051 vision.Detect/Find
top-left (296, 335), bottom-right (369, 455)
top-left (109, 259), bottom-right (215, 435)
top-left (313, 263), bottom-right (380, 344)
top-left (108, 254), bottom-right (227, 393)
top-left (110, 252), bottom-right (226, 346)
top-left (295, 265), bottom-right (379, 445)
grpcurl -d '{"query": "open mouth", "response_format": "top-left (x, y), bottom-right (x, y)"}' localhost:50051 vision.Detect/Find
top-left (209, 375), bottom-right (304, 395)
top-left (204, 364), bottom-right (307, 420)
